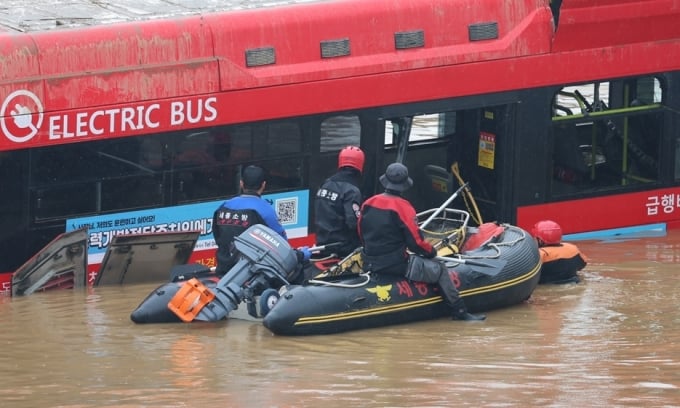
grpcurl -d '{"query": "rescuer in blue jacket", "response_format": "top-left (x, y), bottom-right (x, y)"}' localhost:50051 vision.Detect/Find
top-left (213, 165), bottom-right (311, 275)
top-left (358, 162), bottom-right (485, 321)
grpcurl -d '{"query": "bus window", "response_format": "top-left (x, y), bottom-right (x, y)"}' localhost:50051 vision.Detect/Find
top-left (172, 120), bottom-right (306, 203)
top-left (29, 139), bottom-right (167, 221)
top-left (411, 113), bottom-right (445, 142)
top-left (551, 77), bottom-right (663, 196)
top-left (227, 121), bottom-right (303, 159)
top-left (229, 126), bottom-right (256, 161)
top-left (0, 150), bottom-right (27, 271)
top-left (320, 115), bottom-right (361, 152)
top-left (554, 83), bottom-right (610, 116)
top-left (96, 138), bottom-right (164, 211)
top-left (174, 131), bottom-right (222, 167)
top-left (263, 122), bottom-right (303, 156)
top-left (384, 113), bottom-right (454, 145)
top-left (172, 128), bottom-right (235, 203)
top-left (261, 157), bottom-right (306, 192)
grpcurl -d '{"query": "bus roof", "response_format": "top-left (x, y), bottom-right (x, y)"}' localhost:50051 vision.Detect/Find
top-left (0, 0), bottom-right (322, 33)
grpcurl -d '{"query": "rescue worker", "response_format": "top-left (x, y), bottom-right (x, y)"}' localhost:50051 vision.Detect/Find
top-left (532, 220), bottom-right (587, 284)
top-left (358, 162), bottom-right (485, 321)
top-left (314, 146), bottom-right (365, 258)
top-left (213, 165), bottom-right (311, 275)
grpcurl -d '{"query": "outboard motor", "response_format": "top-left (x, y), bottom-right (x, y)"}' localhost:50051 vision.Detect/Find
top-left (168, 224), bottom-right (299, 322)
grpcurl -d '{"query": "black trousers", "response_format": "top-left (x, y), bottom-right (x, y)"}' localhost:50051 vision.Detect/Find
top-left (404, 255), bottom-right (461, 306)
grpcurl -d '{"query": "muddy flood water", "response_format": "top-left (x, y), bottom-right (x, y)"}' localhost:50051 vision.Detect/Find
top-left (1, 230), bottom-right (680, 408)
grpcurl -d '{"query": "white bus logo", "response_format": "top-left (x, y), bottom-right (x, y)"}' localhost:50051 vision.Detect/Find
top-left (1, 90), bottom-right (44, 143)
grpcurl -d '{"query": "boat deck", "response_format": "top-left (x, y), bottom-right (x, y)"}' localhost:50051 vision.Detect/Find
top-left (0, 0), bottom-right (321, 32)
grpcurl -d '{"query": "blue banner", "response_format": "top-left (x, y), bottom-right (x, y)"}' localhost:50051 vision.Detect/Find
top-left (67, 190), bottom-right (309, 262)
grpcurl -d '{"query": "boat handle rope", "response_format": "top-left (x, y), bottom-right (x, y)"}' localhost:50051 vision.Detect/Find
top-left (307, 272), bottom-right (372, 288)
top-left (459, 225), bottom-right (527, 262)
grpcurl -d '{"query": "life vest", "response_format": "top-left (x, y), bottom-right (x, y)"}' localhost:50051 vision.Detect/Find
top-left (539, 242), bottom-right (587, 284)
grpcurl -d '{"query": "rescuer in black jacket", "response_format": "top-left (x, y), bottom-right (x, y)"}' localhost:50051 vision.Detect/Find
top-left (358, 162), bottom-right (485, 321)
top-left (314, 146), bottom-right (365, 258)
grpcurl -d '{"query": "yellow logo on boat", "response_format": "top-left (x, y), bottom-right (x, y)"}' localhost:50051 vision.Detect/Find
top-left (366, 284), bottom-right (392, 302)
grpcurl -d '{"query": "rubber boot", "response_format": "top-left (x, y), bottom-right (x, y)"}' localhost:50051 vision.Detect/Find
top-left (451, 298), bottom-right (486, 321)
top-left (433, 264), bottom-right (486, 321)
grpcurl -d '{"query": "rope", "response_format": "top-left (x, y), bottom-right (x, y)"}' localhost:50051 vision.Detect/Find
top-left (307, 272), bottom-right (372, 288)
top-left (459, 224), bottom-right (527, 261)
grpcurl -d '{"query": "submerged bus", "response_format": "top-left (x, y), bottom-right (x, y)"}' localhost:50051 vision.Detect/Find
top-left (1, 0), bottom-right (680, 293)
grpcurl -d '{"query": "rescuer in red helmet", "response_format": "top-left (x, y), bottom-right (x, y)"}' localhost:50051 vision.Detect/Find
top-left (314, 146), bottom-right (365, 258)
top-left (531, 220), bottom-right (588, 284)
top-left (532, 220), bottom-right (563, 246)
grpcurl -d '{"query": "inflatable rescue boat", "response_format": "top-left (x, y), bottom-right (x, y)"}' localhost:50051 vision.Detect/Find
top-left (264, 209), bottom-right (541, 335)
top-left (131, 208), bottom-right (541, 335)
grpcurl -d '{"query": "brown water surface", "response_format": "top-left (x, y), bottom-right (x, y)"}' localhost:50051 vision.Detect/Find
top-left (1, 230), bottom-right (680, 407)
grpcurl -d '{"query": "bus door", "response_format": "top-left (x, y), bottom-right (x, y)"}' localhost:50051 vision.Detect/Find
top-left (454, 105), bottom-right (516, 224)
top-left (381, 115), bottom-right (451, 211)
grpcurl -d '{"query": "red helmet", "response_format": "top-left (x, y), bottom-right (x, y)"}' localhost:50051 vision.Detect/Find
top-left (532, 220), bottom-right (563, 246)
top-left (338, 146), bottom-right (365, 173)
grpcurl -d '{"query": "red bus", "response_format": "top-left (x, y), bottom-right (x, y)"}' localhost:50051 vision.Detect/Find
top-left (2, 0), bottom-right (680, 293)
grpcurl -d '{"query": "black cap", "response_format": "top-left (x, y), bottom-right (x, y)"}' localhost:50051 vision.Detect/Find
top-left (241, 165), bottom-right (266, 189)
top-left (379, 162), bottom-right (413, 192)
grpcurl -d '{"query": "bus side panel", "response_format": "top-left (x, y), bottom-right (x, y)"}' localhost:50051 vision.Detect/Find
top-left (554, 0), bottom-right (680, 52)
top-left (516, 187), bottom-right (680, 235)
top-left (208, 0), bottom-right (553, 90)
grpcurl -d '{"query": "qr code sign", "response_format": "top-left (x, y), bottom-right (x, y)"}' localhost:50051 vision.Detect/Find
top-left (276, 197), bottom-right (298, 225)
